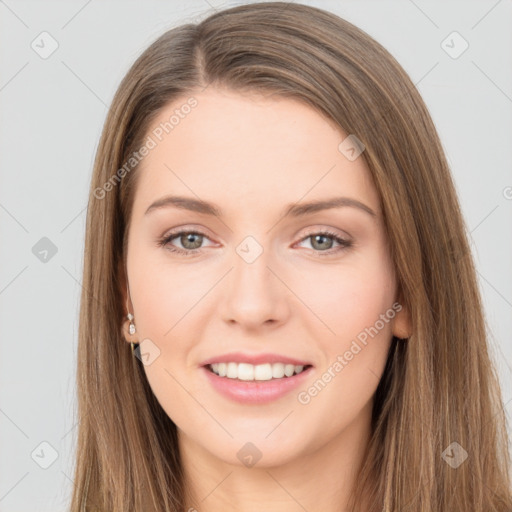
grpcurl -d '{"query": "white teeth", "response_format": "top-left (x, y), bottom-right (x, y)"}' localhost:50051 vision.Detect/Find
top-left (254, 363), bottom-right (272, 381)
top-left (209, 362), bottom-right (308, 380)
top-left (284, 364), bottom-right (295, 377)
top-left (272, 363), bottom-right (285, 378)
top-left (238, 363), bottom-right (255, 381)
top-left (226, 362), bottom-right (237, 378)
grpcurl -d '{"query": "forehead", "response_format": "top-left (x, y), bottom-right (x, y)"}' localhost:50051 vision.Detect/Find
top-left (132, 87), bottom-right (380, 218)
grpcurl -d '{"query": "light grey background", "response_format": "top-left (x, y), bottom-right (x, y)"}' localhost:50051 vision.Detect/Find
top-left (1, 0), bottom-right (511, 510)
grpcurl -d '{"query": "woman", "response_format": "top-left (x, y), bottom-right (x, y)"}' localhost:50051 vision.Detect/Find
top-left (70, 2), bottom-right (512, 511)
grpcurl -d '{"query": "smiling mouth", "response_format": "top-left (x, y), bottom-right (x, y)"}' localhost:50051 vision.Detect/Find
top-left (206, 362), bottom-right (313, 381)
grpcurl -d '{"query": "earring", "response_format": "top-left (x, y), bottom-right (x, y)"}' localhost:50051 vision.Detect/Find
top-left (126, 313), bottom-right (139, 355)
top-left (127, 312), bottom-right (136, 335)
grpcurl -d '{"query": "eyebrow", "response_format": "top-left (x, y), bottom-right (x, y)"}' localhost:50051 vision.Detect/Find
top-left (144, 195), bottom-right (376, 218)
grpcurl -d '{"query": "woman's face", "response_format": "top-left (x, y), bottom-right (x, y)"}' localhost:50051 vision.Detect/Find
top-left (122, 87), bottom-right (410, 468)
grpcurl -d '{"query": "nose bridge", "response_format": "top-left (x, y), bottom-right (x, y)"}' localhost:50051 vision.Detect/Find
top-left (220, 234), bottom-right (288, 327)
top-left (233, 237), bottom-right (271, 290)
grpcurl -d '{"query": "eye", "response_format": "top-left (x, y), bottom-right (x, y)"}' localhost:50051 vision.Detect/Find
top-left (295, 230), bottom-right (352, 257)
top-left (157, 229), bottom-right (213, 257)
top-left (157, 228), bottom-right (352, 258)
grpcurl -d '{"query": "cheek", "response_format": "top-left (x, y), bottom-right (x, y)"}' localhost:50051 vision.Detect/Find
top-left (128, 247), bottom-right (210, 341)
top-left (296, 252), bottom-right (396, 419)
top-left (292, 249), bottom-right (396, 401)
top-left (292, 250), bottom-right (397, 346)
top-left (128, 251), bottom-right (210, 424)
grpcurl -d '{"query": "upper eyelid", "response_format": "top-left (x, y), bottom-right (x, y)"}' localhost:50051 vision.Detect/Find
top-left (162, 227), bottom-right (215, 244)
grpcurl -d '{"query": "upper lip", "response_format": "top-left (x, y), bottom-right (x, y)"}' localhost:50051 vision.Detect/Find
top-left (200, 352), bottom-right (313, 367)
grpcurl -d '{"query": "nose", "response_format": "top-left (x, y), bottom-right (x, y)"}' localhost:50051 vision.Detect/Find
top-left (219, 246), bottom-right (290, 331)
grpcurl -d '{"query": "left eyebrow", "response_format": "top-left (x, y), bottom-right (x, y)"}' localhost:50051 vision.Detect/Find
top-left (144, 195), bottom-right (377, 218)
top-left (284, 197), bottom-right (376, 218)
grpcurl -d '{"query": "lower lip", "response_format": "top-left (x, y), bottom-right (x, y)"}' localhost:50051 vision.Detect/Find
top-left (201, 365), bottom-right (314, 404)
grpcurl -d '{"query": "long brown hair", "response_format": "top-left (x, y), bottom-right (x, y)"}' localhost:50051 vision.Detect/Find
top-left (70, 2), bottom-right (512, 510)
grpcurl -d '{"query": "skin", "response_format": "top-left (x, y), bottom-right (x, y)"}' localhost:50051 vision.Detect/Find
top-left (121, 87), bottom-right (411, 512)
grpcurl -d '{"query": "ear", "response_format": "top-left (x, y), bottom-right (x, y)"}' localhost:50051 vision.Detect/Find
top-left (392, 288), bottom-right (412, 340)
top-left (392, 306), bottom-right (411, 339)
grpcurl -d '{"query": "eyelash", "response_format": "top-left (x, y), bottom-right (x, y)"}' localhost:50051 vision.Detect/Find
top-left (156, 229), bottom-right (352, 258)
